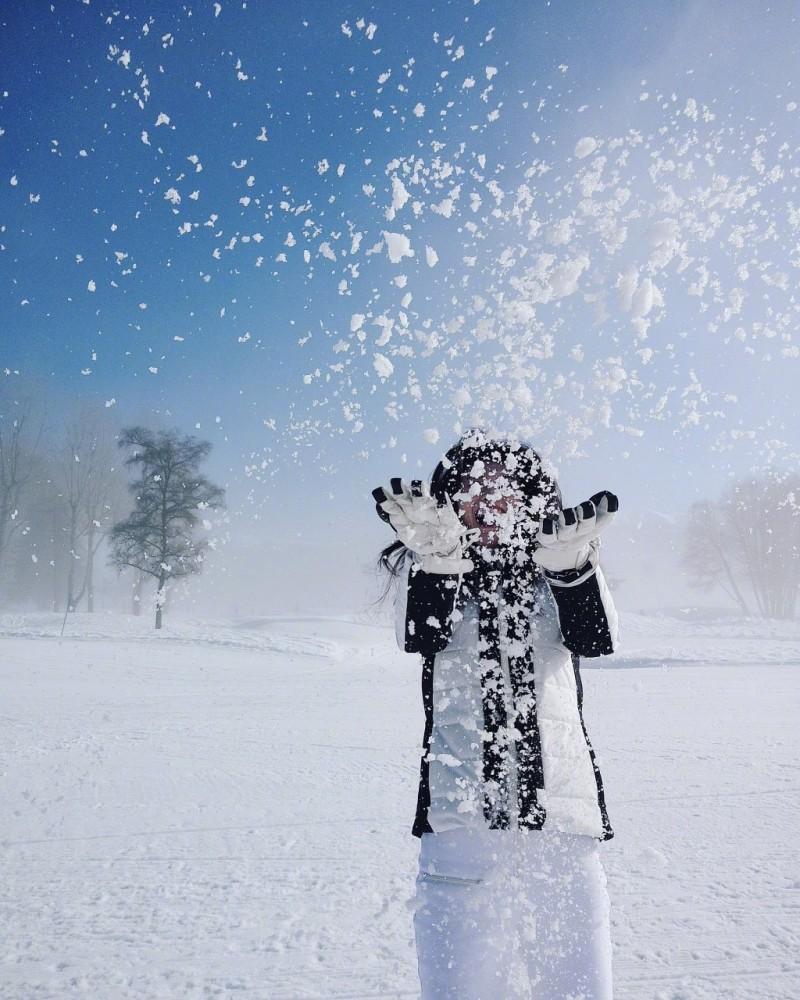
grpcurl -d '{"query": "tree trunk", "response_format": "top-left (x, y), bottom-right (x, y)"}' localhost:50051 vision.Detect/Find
top-left (155, 571), bottom-right (166, 630)
top-left (86, 524), bottom-right (95, 612)
top-left (51, 511), bottom-right (59, 613)
top-left (132, 571), bottom-right (142, 616)
top-left (66, 512), bottom-right (78, 613)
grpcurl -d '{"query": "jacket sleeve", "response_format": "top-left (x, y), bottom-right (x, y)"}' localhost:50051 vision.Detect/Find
top-left (544, 558), bottom-right (619, 658)
top-left (394, 549), bottom-right (462, 655)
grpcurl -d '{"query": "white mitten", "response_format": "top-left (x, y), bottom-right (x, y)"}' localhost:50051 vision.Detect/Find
top-left (372, 478), bottom-right (480, 574)
top-left (532, 490), bottom-right (618, 580)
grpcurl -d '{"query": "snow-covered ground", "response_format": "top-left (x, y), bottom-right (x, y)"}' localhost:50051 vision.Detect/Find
top-left (1, 611), bottom-right (798, 1000)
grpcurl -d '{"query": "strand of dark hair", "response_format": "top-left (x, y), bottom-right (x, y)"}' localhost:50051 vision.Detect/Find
top-left (374, 538), bottom-right (408, 604)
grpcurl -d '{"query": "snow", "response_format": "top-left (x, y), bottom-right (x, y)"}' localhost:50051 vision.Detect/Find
top-left (575, 136), bottom-right (599, 159)
top-left (1, 611), bottom-right (798, 999)
top-left (373, 353), bottom-right (394, 380)
top-left (381, 230), bottom-right (415, 264)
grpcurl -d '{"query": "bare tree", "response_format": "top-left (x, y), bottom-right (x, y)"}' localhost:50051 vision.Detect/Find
top-left (110, 427), bottom-right (225, 629)
top-left (728, 473), bottom-right (800, 619)
top-left (0, 391), bottom-right (45, 577)
top-left (77, 421), bottom-right (126, 613)
top-left (50, 408), bottom-right (127, 613)
top-left (682, 499), bottom-right (752, 615)
top-left (682, 471), bottom-right (800, 619)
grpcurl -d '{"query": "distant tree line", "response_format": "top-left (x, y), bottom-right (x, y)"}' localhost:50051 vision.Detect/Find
top-left (0, 388), bottom-right (224, 628)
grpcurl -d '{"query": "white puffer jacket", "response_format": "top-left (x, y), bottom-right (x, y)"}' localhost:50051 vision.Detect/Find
top-left (394, 549), bottom-right (619, 841)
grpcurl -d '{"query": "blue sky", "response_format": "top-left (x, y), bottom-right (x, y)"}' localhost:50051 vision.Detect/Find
top-left (3, 0), bottom-right (799, 554)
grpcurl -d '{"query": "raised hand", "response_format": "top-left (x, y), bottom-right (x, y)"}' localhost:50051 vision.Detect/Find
top-left (532, 491), bottom-right (619, 575)
top-left (372, 478), bottom-right (480, 574)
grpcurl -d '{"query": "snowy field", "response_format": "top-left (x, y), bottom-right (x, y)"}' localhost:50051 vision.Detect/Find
top-left (1, 611), bottom-right (799, 1000)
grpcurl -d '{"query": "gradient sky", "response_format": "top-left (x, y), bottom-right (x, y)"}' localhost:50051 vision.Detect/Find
top-left (3, 0), bottom-right (800, 613)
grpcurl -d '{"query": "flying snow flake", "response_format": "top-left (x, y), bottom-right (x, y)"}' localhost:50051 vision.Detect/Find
top-left (425, 245), bottom-right (439, 267)
top-left (154, 112), bottom-right (171, 127)
top-left (373, 353), bottom-right (394, 380)
top-left (382, 231), bottom-right (414, 263)
top-left (574, 137), bottom-right (598, 159)
top-left (413, 103), bottom-right (426, 117)
top-left (386, 176), bottom-right (410, 220)
top-left (424, 428), bottom-right (440, 444)
top-left (87, 279), bottom-right (96, 292)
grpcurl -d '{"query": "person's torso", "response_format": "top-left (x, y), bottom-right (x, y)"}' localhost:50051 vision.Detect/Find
top-left (425, 577), bottom-right (608, 838)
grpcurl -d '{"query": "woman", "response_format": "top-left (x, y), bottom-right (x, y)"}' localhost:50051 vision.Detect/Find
top-left (372, 428), bottom-right (619, 999)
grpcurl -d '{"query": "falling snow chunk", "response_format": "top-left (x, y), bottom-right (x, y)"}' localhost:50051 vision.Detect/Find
top-left (387, 176), bottom-right (410, 220)
top-left (485, 66), bottom-right (498, 79)
top-left (155, 112), bottom-right (171, 127)
top-left (381, 231), bottom-right (414, 264)
top-left (350, 314), bottom-right (365, 332)
top-left (148, 367), bottom-right (158, 374)
top-left (425, 245), bottom-right (439, 267)
top-left (574, 137), bottom-right (598, 159)
top-left (373, 354), bottom-right (394, 380)
top-left (424, 428), bottom-right (440, 444)
top-left (141, 131), bottom-right (150, 145)
top-left (87, 280), bottom-right (96, 292)
top-left (413, 103), bottom-right (425, 117)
